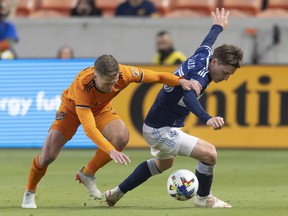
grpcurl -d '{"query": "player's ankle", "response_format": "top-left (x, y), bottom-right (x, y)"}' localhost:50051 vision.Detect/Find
top-left (82, 166), bottom-right (96, 176)
top-left (26, 189), bottom-right (36, 193)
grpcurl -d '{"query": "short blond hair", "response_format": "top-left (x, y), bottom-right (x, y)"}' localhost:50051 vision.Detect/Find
top-left (94, 54), bottom-right (119, 77)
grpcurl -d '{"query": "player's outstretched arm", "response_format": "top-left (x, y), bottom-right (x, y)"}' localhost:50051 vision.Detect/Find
top-left (179, 79), bottom-right (202, 95)
top-left (76, 107), bottom-right (131, 165)
top-left (123, 65), bottom-right (202, 94)
top-left (198, 8), bottom-right (230, 49)
top-left (141, 68), bottom-right (202, 94)
top-left (212, 8), bottom-right (230, 30)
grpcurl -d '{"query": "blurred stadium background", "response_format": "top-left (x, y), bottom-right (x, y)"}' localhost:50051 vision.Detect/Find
top-left (0, 0), bottom-right (288, 215)
top-left (1, 0), bottom-right (288, 148)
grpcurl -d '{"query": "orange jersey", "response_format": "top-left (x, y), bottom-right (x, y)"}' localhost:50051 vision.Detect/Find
top-left (60, 64), bottom-right (182, 153)
top-left (62, 64), bottom-right (180, 113)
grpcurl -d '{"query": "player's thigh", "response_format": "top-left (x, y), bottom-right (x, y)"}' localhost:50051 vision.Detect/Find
top-left (50, 100), bottom-right (80, 141)
top-left (190, 139), bottom-right (217, 164)
top-left (95, 105), bottom-right (129, 149)
top-left (39, 100), bottom-right (80, 166)
top-left (155, 157), bottom-right (175, 172)
top-left (143, 124), bottom-right (187, 159)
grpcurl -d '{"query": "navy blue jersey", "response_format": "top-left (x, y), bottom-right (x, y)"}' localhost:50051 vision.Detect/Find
top-left (115, 0), bottom-right (157, 16)
top-left (145, 25), bottom-right (223, 128)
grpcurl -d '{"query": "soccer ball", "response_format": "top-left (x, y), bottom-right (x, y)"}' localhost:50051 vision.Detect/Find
top-left (167, 169), bottom-right (199, 201)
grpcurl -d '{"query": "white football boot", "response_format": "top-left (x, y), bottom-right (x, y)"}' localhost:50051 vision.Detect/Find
top-left (75, 168), bottom-right (102, 200)
top-left (194, 194), bottom-right (232, 208)
top-left (22, 191), bottom-right (37, 209)
top-left (104, 186), bottom-right (124, 206)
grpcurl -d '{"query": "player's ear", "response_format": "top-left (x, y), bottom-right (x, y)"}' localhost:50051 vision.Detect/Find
top-left (212, 58), bottom-right (218, 65)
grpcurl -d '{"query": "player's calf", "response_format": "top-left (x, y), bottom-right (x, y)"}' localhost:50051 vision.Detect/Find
top-left (104, 159), bottom-right (161, 206)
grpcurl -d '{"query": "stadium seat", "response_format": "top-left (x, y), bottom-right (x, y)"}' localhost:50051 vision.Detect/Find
top-left (38, 0), bottom-right (78, 16)
top-left (150, 0), bottom-right (172, 15)
top-left (171, 0), bottom-right (217, 15)
top-left (257, 8), bottom-right (288, 17)
top-left (222, 0), bottom-right (262, 16)
top-left (268, 0), bottom-right (288, 9)
top-left (16, 0), bottom-right (40, 17)
top-left (29, 10), bottom-right (67, 18)
top-left (96, 0), bottom-right (125, 17)
top-left (165, 9), bottom-right (207, 18)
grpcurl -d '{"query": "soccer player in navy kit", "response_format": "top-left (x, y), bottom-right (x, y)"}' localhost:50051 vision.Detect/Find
top-left (105, 8), bottom-right (243, 208)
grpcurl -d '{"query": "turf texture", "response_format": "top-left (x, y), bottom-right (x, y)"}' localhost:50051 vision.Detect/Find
top-left (0, 149), bottom-right (288, 216)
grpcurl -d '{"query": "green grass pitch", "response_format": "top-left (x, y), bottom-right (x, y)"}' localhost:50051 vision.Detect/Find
top-left (0, 149), bottom-right (288, 216)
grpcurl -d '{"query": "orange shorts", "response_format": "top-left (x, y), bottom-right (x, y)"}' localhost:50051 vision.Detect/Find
top-left (50, 99), bottom-right (120, 141)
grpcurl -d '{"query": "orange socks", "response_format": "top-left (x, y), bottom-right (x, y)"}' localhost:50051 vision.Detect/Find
top-left (26, 156), bottom-right (47, 192)
top-left (83, 149), bottom-right (112, 176)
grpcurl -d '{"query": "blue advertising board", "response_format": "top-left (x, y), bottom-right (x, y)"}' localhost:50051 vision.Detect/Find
top-left (0, 59), bottom-right (97, 148)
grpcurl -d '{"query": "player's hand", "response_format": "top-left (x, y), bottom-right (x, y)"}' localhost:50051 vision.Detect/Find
top-left (109, 149), bottom-right (131, 166)
top-left (212, 8), bottom-right (230, 29)
top-left (206, 116), bottom-right (225, 130)
top-left (179, 79), bottom-right (202, 96)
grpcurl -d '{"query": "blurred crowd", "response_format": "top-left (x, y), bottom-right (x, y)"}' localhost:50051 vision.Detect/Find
top-left (0, 0), bottom-right (285, 61)
top-left (0, 0), bottom-right (18, 59)
top-left (6, 0), bottom-right (284, 18)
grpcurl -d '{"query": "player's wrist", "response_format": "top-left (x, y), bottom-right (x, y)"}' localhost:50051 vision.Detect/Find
top-left (178, 77), bottom-right (185, 85)
top-left (212, 24), bottom-right (223, 30)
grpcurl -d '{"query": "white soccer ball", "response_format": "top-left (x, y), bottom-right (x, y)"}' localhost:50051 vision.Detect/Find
top-left (167, 169), bottom-right (199, 201)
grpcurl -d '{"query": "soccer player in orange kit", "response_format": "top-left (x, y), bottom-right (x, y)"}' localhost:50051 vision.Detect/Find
top-left (22, 54), bottom-right (202, 208)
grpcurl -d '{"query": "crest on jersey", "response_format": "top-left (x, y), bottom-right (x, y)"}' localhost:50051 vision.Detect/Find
top-left (130, 68), bottom-right (140, 77)
top-left (56, 111), bottom-right (65, 120)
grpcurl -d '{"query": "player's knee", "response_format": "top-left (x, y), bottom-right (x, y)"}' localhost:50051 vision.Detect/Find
top-left (198, 143), bottom-right (217, 165)
top-left (38, 152), bottom-right (56, 167)
top-left (112, 130), bottom-right (129, 151)
top-left (206, 144), bottom-right (217, 165)
top-left (43, 156), bottom-right (56, 167)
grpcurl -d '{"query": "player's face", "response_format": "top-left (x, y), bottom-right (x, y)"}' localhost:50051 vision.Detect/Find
top-left (94, 71), bottom-right (119, 93)
top-left (209, 59), bottom-right (236, 83)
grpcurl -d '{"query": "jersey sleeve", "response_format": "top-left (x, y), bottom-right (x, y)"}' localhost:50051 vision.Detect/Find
top-left (193, 25), bottom-right (223, 56)
top-left (120, 65), bottom-right (144, 84)
top-left (122, 64), bottom-right (180, 87)
top-left (76, 107), bottom-right (115, 153)
top-left (183, 90), bottom-right (212, 123)
top-left (141, 69), bottom-right (180, 86)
